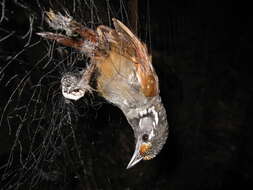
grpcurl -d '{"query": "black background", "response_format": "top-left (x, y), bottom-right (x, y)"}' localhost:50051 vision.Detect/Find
top-left (0, 0), bottom-right (253, 189)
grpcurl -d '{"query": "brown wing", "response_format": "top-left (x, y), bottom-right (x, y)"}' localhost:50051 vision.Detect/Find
top-left (38, 11), bottom-right (159, 97)
top-left (106, 18), bottom-right (159, 97)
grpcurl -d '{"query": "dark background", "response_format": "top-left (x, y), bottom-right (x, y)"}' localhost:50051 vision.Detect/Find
top-left (0, 0), bottom-right (252, 189)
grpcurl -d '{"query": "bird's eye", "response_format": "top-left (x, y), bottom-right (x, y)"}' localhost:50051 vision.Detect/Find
top-left (142, 134), bottom-right (149, 142)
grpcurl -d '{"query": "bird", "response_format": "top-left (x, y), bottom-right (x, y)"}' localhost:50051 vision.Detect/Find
top-left (37, 10), bottom-right (168, 169)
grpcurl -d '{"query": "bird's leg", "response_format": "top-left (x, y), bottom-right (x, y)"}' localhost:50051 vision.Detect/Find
top-left (76, 63), bottom-right (96, 94)
top-left (38, 10), bottom-right (100, 100)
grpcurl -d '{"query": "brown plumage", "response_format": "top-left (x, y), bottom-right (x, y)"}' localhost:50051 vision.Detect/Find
top-left (38, 10), bottom-right (168, 169)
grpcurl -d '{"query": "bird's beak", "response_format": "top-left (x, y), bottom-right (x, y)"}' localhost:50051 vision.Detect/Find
top-left (126, 137), bottom-right (143, 169)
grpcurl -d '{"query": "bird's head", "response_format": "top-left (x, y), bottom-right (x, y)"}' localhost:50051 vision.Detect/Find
top-left (125, 96), bottom-right (168, 169)
top-left (61, 72), bottom-right (169, 169)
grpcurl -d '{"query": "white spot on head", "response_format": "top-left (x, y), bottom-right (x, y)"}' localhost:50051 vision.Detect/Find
top-left (150, 129), bottom-right (155, 139)
top-left (149, 106), bottom-right (158, 126)
top-left (123, 100), bottom-right (129, 106)
top-left (139, 116), bottom-right (153, 130)
top-left (140, 109), bottom-right (147, 117)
